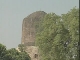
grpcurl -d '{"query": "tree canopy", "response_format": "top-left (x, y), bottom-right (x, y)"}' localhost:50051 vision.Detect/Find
top-left (35, 7), bottom-right (79, 60)
top-left (0, 43), bottom-right (31, 60)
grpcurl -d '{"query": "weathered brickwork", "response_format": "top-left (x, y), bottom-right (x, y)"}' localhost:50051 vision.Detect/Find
top-left (21, 11), bottom-right (46, 60)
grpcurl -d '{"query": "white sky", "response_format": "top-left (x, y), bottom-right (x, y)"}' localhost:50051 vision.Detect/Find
top-left (0, 0), bottom-right (79, 49)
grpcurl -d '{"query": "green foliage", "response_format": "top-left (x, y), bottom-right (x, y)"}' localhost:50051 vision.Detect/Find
top-left (0, 43), bottom-right (31, 60)
top-left (0, 43), bottom-right (6, 59)
top-left (18, 44), bottom-right (26, 52)
top-left (61, 7), bottom-right (79, 60)
top-left (36, 7), bottom-right (79, 60)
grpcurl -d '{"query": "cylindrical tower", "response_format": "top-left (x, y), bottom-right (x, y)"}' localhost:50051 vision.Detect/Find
top-left (21, 11), bottom-right (46, 46)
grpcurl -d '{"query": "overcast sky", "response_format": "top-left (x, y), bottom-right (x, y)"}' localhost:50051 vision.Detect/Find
top-left (0, 0), bottom-right (79, 49)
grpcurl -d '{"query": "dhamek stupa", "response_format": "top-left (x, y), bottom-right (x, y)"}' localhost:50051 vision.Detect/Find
top-left (21, 11), bottom-right (46, 60)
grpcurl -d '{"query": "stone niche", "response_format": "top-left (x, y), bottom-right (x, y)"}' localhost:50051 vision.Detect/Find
top-left (21, 11), bottom-right (46, 60)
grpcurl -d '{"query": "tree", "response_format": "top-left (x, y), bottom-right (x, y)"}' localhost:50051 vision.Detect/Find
top-left (18, 44), bottom-right (25, 52)
top-left (0, 43), bottom-right (31, 60)
top-left (7, 48), bottom-right (31, 60)
top-left (36, 13), bottom-right (62, 60)
top-left (35, 7), bottom-right (79, 60)
top-left (61, 7), bottom-right (79, 60)
top-left (0, 43), bottom-right (6, 60)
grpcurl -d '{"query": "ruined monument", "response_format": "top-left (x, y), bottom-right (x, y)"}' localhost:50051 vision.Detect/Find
top-left (21, 11), bottom-right (46, 60)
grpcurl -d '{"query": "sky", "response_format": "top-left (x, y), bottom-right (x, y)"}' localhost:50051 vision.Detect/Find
top-left (0, 0), bottom-right (79, 49)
